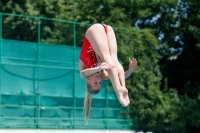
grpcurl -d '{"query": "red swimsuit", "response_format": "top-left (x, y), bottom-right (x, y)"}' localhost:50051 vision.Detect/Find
top-left (80, 24), bottom-right (107, 68)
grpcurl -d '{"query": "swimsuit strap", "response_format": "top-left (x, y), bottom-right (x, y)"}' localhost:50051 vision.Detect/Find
top-left (101, 24), bottom-right (107, 33)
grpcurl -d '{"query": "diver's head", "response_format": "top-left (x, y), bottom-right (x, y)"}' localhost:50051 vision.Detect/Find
top-left (84, 72), bottom-right (102, 123)
top-left (86, 72), bottom-right (102, 94)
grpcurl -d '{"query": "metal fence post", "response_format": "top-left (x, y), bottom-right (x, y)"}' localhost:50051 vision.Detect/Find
top-left (37, 17), bottom-right (41, 128)
top-left (0, 13), bottom-right (2, 126)
top-left (105, 81), bottom-right (108, 129)
top-left (73, 22), bottom-right (77, 128)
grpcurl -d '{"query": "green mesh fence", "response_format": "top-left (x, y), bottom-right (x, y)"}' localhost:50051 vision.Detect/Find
top-left (0, 13), bottom-right (133, 129)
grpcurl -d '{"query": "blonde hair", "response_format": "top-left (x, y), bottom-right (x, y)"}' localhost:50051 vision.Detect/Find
top-left (84, 83), bottom-right (101, 123)
top-left (84, 92), bottom-right (92, 124)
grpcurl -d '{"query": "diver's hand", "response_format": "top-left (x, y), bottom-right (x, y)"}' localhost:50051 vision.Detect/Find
top-left (128, 58), bottom-right (137, 71)
top-left (99, 62), bottom-right (115, 70)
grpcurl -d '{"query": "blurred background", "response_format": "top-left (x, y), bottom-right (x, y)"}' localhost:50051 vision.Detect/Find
top-left (0, 0), bottom-right (200, 133)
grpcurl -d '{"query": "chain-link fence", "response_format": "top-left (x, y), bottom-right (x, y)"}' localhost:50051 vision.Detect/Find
top-left (0, 13), bottom-right (133, 129)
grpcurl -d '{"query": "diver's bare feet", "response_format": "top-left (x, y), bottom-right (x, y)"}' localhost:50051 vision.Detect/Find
top-left (116, 87), bottom-right (130, 107)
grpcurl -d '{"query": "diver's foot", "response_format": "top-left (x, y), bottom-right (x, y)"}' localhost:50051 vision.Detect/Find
top-left (116, 87), bottom-right (130, 107)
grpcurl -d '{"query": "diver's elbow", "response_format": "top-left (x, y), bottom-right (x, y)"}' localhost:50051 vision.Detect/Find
top-left (80, 72), bottom-right (86, 79)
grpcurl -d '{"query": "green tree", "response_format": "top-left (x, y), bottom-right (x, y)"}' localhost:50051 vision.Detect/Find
top-left (0, 0), bottom-right (80, 44)
top-left (135, 0), bottom-right (200, 132)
